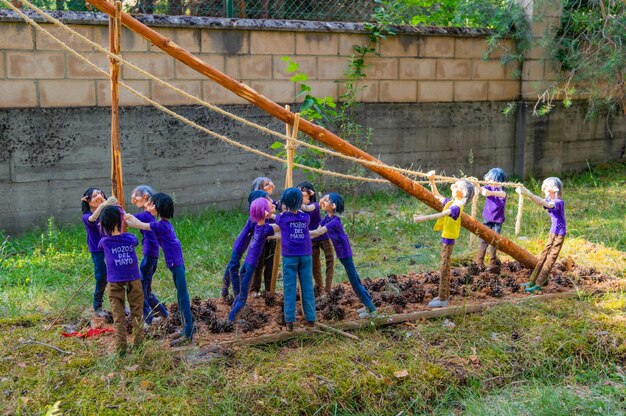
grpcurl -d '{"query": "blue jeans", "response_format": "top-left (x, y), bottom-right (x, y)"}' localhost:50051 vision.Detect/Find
top-left (283, 255), bottom-right (316, 323)
top-left (91, 252), bottom-right (107, 311)
top-left (170, 265), bottom-right (194, 339)
top-left (484, 221), bottom-right (503, 234)
top-left (141, 256), bottom-right (168, 324)
top-left (340, 257), bottom-right (376, 312)
top-left (222, 251), bottom-right (243, 298)
top-left (228, 262), bottom-right (255, 321)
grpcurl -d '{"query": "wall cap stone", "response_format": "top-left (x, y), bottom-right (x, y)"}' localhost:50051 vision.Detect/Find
top-left (0, 9), bottom-right (493, 37)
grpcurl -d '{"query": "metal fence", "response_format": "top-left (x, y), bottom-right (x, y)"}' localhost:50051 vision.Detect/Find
top-left (15, 0), bottom-right (377, 22)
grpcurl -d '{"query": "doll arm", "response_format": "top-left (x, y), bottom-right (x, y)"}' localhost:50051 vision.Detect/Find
top-left (309, 226), bottom-right (328, 239)
top-left (426, 170), bottom-right (442, 199)
top-left (300, 203), bottom-right (316, 212)
top-left (269, 224), bottom-right (281, 234)
top-left (516, 186), bottom-right (555, 209)
top-left (88, 196), bottom-right (117, 222)
top-left (481, 187), bottom-right (507, 198)
top-left (124, 214), bottom-right (152, 231)
top-left (413, 209), bottom-right (452, 223)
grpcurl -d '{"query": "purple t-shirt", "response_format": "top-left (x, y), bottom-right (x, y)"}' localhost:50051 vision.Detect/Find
top-left (320, 215), bottom-right (352, 259)
top-left (232, 218), bottom-right (255, 255)
top-left (441, 199), bottom-right (462, 245)
top-left (544, 198), bottom-right (566, 236)
top-left (275, 211), bottom-right (312, 257)
top-left (243, 224), bottom-right (274, 267)
top-left (150, 219), bottom-right (184, 268)
top-left (82, 213), bottom-right (102, 253)
top-left (97, 233), bottom-right (141, 283)
top-left (305, 202), bottom-right (329, 242)
top-left (134, 211), bottom-right (160, 258)
top-left (482, 185), bottom-right (506, 224)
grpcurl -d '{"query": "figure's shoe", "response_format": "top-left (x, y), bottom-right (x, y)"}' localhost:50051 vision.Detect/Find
top-left (356, 307), bottom-right (367, 315)
top-left (525, 285), bottom-right (543, 293)
top-left (170, 336), bottom-right (193, 347)
top-left (428, 297), bottom-right (449, 308)
top-left (358, 310), bottom-right (378, 319)
top-left (286, 323), bottom-right (294, 332)
top-left (521, 282), bottom-right (532, 288)
top-left (94, 308), bottom-right (109, 318)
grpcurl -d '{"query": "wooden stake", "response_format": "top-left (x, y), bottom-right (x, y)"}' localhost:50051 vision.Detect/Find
top-left (109, 0), bottom-right (125, 210)
top-left (176, 290), bottom-right (584, 352)
top-left (84, 0), bottom-right (537, 269)
top-left (285, 113), bottom-right (300, 189)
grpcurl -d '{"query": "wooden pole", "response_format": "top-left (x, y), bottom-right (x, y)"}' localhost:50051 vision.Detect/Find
top-left (109, 0), bottom-right (125, 210)
top-left (84, 0), bottom-right (536, 269)
top-left (285, 113), bottom-right (300, 189)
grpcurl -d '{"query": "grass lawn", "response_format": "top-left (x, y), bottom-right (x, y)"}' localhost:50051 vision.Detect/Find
top-left (1, 162), bottom-right (625, 415)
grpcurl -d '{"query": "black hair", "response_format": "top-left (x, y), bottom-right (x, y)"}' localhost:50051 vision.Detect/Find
top-left (327, 193), bottom-right (345, 214)
top-left (297, 181), bottom-right (317, 202)
top-left (280, 187), bottom-right (302, 212)
top-left (247, 190), bottom-right (269, 208)
top-left (99, 205), bottom-right (122, 236)
top-left (150, 192), bottom-right (174, 219)
top-left (81, 187), bottom-right (107, 214)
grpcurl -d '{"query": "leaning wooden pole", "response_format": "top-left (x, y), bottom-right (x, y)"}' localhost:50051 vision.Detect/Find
top-left (109, 0), bottom-right (125, 209)
top-left (84, 0), bottom-right (537, 269)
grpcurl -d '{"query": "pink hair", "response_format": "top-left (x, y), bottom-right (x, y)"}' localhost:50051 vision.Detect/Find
top-left (250, 198), bottom-right (269, 223)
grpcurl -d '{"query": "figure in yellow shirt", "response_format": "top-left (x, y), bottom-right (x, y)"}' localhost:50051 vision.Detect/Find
top-left (413, 171), bottom-right (475, 308)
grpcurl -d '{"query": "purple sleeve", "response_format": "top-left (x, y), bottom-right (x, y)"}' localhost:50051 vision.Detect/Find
top-left (97, 239), bottom-right (104, 251)
top-left (449, 205), bottom-right (461, 220)
top-left (129, 234), bottom-right (139, 246)
top-left (149, 221), bottom-right (160, 235)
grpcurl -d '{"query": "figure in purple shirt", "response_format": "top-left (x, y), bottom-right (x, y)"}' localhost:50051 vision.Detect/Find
top-left (81, 187), bottom-right (117, 317)
top-left (311, 193), bottom-right (377, 319)
top-left (249, 177), bottom-right (278, 297)
top-left (228, 197), bottom-right (277, 323)
top-left (516, 177), bottom-right (567, 293)
top-left (474, 168), bottom-right (508, 268)
top-left (220, 190), bottom-right (270, 303)
top-left (274, 188), bottom-right (316, 331)
top-left (130, 185), bottom-right (168, 325)
top-left (298, 181), bottom-right (335, 296)
top-left (413, 172), bottom-right (475, 308)
top-left (98, 205), bottom-right (144, 354)
top-left (125, 193), bottom-right (194, 347)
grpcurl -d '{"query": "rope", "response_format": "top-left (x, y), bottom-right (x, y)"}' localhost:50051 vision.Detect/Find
top-left (468, 189), bottom-right (480, 246)
top-left (7, 0), bottom-right (523, 190)
top-left (3, 0), bottom-right (390, 184)
top-left (515, 192), bottom-right (524, 236)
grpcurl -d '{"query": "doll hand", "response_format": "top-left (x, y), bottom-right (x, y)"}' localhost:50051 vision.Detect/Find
top-left (124, 214), bottom-right (136, 226)
top-left (426, 170), bottom-right (436, 180)
top-left (413, 214), bottom-right (425, 223)
top-left (515, 186), bottom-right (528, 196)
top-left (103, 196), bottom-right (118, 207)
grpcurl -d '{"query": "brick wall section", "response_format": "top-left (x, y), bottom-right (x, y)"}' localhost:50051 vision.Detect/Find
top-left (0, 19), bottom-right (523, 109)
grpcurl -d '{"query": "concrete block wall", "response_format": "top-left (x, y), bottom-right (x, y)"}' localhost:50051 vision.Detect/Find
top-left (0, 18), bottom-right (520, 109)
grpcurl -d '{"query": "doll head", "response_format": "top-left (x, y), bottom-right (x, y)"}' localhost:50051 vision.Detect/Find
top-left (451, 179), bottom-right (475, 206)
top-left (149, 193), bottom-right (174, 219)
top-left (249, 197), bottom-right (271, 223)
top-left (297, 181), bottom-right (316, 203)
top-left (131, 185), bottom-right (155, 210)
top-left (321, 193), bottom-right (345, 215)
top-left (483, 168), bottom-right (507, 184)
top-left (81, 187), bottom-right (107, 214)
top-left (280, 188), bottom-right (302, 212)
top-left (541, 177), bottom-right (563, 199)
top-left (247, 190), bottom-right (269, 208)
top-left (251, 177), bottom-right (275, 195)
top-left (99, 205), bottom-right (122, 236)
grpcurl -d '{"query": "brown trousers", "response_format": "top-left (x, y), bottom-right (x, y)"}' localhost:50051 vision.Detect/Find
top-left (312, 239), bottom-right (335, 293)
top-left (476, 241), bottom-right (498, 267)
top-left (439, 243), bottom-right (454, 301)
top-left (250, 239), bottom-right (276, 293)
top-left (109, 279), bottom-right (144, 350)
top-left (530, 233), bottom-right (565, 286)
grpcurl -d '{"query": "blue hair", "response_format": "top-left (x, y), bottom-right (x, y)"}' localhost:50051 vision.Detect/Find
top-left (132, 185), bottom-right (155, 198)
top-left (248, 190), bottom-right (269, 207)
top-left (281, 188), bottom-right (302, 212)
top-left (327, 193), bottom-right (345, 214)
top-left (483, 168), bottom-right (507, 183)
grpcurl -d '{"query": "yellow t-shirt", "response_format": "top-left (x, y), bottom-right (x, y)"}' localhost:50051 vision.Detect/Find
top-left (433, 199), bottom-right (464, 240)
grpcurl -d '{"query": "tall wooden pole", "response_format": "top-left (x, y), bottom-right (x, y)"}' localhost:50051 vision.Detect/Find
top-left (85, 0), bottom-right (537, 269)
top-left (109, 0), bottom-right (125, 209)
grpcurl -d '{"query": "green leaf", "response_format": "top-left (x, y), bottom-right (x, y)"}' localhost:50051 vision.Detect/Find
top-left (289, 73), bottom-right (308, 82)
top-left (270, 141), bottom-right (284, 150)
